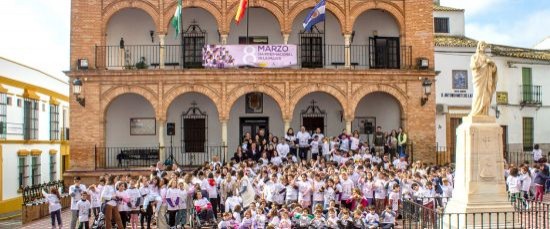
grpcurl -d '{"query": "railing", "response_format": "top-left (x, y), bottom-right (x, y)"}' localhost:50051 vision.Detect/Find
top-left (165, 145), bottom-right (228, 167)
top-left (402, 198), bottom-right (549, 228)
top-left (95, 146), bottom-right (160, 169)
top-left (22, 180), bottom-right (65, 205)
top-left (95, 44), bottom-right (413, 70)
top-left (505, 151), bottom-right (537, 166)
top-left (520, 85), bottom-right (542, 105)
top-left (432, 144), bottom-right (537, 166)
top-left (435, 145), bottom-right (454, 165)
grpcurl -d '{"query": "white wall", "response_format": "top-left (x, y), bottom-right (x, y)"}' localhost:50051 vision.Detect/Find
top-left (433, 11), bottom-right (465, 36)
top-left (290, 92), bottom-right (345, 138)
top-left (2, 144), bottom-right (63, 200)
top-left (105, 93), bottom-right (158, 147)
top-left (352, 10), bottom-right (400, 44)
top-left (228, 8), bottom-right (284, 44)
top-left (165, 92), bottom-right (222, 147)
top-left (106, 8), bottom-right (156, 46)
top-left (354, 92), bottom-right (402, 131)
top-left (228, 94), bottom-right (284, 152)
top-left (435, 47), bottom-right (550, 149)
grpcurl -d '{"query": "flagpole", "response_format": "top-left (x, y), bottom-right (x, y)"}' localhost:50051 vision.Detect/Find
top-left (180, 0), bottom-right (184, 68)
top-left (246, 0), bottom-right (250, 44)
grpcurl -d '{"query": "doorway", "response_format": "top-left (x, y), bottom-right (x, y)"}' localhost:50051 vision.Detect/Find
top-left (302, 117), bottom-right (324, 133)
top-left (239, 117), bottom-right (269, 143)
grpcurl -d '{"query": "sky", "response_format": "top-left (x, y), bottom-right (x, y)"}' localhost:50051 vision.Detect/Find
top-left (0, 0), bottom-right (548, 80)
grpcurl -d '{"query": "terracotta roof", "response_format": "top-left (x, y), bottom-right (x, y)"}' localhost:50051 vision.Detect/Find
top-left (433, 4), bottom-right (464, 12)
top-left (434, 35), bottom-right (478, 48)
top-left (434, 35), bottom-right (550, 61)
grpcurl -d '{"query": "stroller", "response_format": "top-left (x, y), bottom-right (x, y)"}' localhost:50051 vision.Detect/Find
top-left (91, 211), bottom-right (106, 229)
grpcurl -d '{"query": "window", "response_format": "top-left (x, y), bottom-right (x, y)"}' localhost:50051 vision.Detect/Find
top-left (434, 17), bottom-right (450, 33)
top-left (31, 156), bottom-right (41, 185)
top-left (181, 24), bottom-right (207, 69)
top-left (7, 96), bottom-right (12, 106)
top-left (522, 67), bottom-right (533, 102)
top-left (23, 99), bottom-right (39, 140)
top-left (0, 93), bottom-right (6, 139)
top-left (18, 157), bottom-right (29, 188)
top-left (49, 154), bottom-right (56, 181)
top-left (523, 117), bottom-right (534, 151)
top-left (17, 98), bottom-right (22, 107)
top-left (300, 36), bottom-right (324, 68)
top-left (50, 104), bottom-right (60, 140)
top-left (369, 37), bottom-right (400, 69)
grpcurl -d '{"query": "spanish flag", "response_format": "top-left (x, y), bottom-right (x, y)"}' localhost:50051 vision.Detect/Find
top-left (235, 0), bottom-right (248, 24)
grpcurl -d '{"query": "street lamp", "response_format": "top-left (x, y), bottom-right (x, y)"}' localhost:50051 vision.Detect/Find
top-left (72, 78), bottom-right (85, 107)
top-left (421, 78), bottom-right (432, 106)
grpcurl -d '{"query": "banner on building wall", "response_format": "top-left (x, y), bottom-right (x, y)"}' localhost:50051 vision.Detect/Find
top-left (202, 44), bottom-right (297, 68)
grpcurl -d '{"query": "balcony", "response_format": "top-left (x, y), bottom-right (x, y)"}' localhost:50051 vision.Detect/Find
top-left (94, 44), bottom-right (412, 70)
top-left (520, 85), bottom-right (542, 107)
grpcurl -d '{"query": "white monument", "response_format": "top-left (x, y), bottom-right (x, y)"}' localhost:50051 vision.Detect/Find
top-left (444, 41), bottom-right (516, 227)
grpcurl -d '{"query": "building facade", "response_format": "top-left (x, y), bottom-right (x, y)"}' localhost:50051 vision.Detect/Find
top-left (433, 3), bottom-right (550, 162)
top-left (0, 57), bottom-right (70, 214)
top-left (67, 0), bottom-right (436, 177)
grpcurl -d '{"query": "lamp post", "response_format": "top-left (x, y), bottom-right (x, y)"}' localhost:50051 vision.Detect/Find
top-left (421, 78), bottom-right (432, 106)
top-left (72, 78), bottom-right (85, 107)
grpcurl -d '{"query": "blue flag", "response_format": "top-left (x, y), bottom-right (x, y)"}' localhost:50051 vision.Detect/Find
top-left (303, 0), bottom-right (326, 32)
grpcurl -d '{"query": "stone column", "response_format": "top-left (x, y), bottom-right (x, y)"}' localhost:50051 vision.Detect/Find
top-left (159, 34), bottom-right (166, 69)
top-left (345, 119), bottom-right (352, 134)
top-left (283, 34), bottom-right (290, 45)
top-left (158, 118), bottom-right (165, 162)
top-left (221, 120), bottom-right (228, 161)
top-left (284, 119), bottom-right (292, 133)
top-left (220, 34), bottom-right (228, 45)
top-left (344, 34), bottom-right (352, 69)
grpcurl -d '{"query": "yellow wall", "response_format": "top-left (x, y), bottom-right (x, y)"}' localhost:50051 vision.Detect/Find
top-left (0, 196), bottom-right (22, 214)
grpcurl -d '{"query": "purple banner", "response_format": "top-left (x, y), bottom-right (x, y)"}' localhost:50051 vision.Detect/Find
top-left (202, 44), bottom-right (297, 68)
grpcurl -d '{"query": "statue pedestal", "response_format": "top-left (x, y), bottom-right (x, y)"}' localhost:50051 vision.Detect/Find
top-left (443, 116), bottom-right (516, 228)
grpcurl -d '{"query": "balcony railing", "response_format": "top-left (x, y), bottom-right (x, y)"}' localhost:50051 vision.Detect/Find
top-left (520, 85), bottom-right (542, 105)
top-left (94, 145), bottom-right (227, 169)
top-left (95, 44), bottom-right (413, 70)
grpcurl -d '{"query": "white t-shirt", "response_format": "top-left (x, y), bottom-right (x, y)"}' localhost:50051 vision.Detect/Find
top-left (507, 176), bottom-right (521, 193)
top-left (322, 142), bottom-right (330, 156)
top-left (42, 191), bottom-right (62, 213)
top-left (77, 199), bottom-right (91, 222)
top-left (69, 184), bottom-right (87, 210)
top-left (340, 178), bottom-right (354, 200)
top-left (276, 143), bottom-right (290, 158)
top-left (388, 191), bottom-right (400, 211)
top-left (297, 131), bottom-right (311, 147)
top-left (533, 149), bottom-right (543, 161)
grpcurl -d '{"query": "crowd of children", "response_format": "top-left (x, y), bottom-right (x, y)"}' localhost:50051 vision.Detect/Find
top-left (41, 126), bottom-right (550, 229)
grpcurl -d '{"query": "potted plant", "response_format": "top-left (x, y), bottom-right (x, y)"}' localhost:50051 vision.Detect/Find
top-left (135, 56), bottom-right (148, 69)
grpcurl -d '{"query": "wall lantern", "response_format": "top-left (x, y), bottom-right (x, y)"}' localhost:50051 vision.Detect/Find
top-left (150, 30), bottom-right (155, 43)
top-left (417, 57), bottom-right (430, 70)
top-left (72, 78), bottom-right (85, 107)
top-left (421, 77), bottom-right (432, 106)
top-left (77, 59), bottom-right (88, 70)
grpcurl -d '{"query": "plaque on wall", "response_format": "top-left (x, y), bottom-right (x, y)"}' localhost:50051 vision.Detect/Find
top-left (245, 92), bottom-right (263, 113)
top-left (496, 91), bottom-right (508, 104)
top-left (452, 70), bottom-right (468, 90)
top-left (130, 118), bottom-right (156, 135)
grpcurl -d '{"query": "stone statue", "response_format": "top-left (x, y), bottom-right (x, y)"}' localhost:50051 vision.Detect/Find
top-left (469, 41), bottom-right (498, 116)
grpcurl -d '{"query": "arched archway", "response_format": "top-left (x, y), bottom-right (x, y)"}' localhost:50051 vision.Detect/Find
top-left (289, 84), bottom-right (348, 121)
top-left (104, 93), bottom-right (158, 147)
top-left (287, 0), bottom-right (346, 34)
top-left (290, 91), bottom-right (346, 138)
top-left (225, 85), bottom-right (285, 119)
top-left (101, 85), bottom-right (159, 118)
top-left (348, 1), bottom-right (405, 33)
top-left (164, 7), bottom-right (221, 46)
top-left (226, 88), bottom-right (285, 153)
top-left (226, 1), bottom-right (285, 36)
top-left (162, 85), bottom-right (221, 121)
top-left (163, 1), bottom-right (222, 34)
top-left (104, 6), bottom-right (159, 45)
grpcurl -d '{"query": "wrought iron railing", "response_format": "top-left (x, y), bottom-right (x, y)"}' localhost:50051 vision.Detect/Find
top-left (520, 85), bottom-right (542, 105)
top-left (22, 180), bottom-right (65, 205)
top-left (94, 145), bottom-right (160, 169)
top-left (402, 198), bottom-right (549, 228)
top-left (433, 144), bottom-right (538, 166)
top-left (165, 144), bottom-right (228, 167)
top-left (95, 44), bottom-right (413, 70)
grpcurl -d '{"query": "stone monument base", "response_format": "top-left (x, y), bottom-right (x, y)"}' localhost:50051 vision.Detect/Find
top-left (443, 115), bottom-right (516, 228)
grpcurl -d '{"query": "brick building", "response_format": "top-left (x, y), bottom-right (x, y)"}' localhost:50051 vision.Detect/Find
top-left (66, 0), bottom-right (435, 179)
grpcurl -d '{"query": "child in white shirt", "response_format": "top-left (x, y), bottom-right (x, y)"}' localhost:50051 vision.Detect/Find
top-left (364, 207), bottom-right (379, 229)
top-left (77, 192), bottom-right (91, 229)
top-left (379, 206), bottom-right (397, 229)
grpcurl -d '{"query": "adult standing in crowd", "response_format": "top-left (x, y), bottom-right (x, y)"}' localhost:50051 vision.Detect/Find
top-left (374, 126), bottom-right (386, 155)
top-left (397, 127), bottom-right (408, 158)
top-left (296, 126), bottom-right (311, 161)
top-left (69, 176), bottom-right (86, 229)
